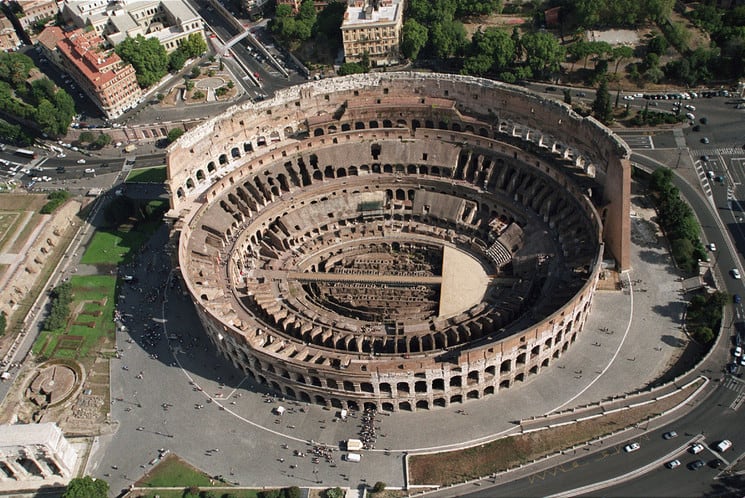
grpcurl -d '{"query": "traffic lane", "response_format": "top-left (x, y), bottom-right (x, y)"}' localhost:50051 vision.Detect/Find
top-left (461, 386), bottom-right (741, 498)
top-left (594, 387), bottom-right (745, 498)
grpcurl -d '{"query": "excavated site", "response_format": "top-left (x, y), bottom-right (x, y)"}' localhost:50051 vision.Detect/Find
top-left (166, 72), bottom-right (631, 412)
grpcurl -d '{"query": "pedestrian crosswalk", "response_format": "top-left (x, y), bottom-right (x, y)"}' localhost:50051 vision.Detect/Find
top-left (723, 376), bottom-right (745, 410)
top-left (690, 146), bottom-right (745, 157)
top-left (722, 376), bottom-right (744, 392)
top-left (620, 135), bottom-right (654, 149)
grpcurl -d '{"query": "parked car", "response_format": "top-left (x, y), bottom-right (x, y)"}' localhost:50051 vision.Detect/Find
top-left (688, 459), bottom-right (705, 470)
top-left (702, 137), bottom-right (710, 144)
top-left (690, 443), bottom-right (705, 454)
top-left (666, 459), bottom-right (681, 469)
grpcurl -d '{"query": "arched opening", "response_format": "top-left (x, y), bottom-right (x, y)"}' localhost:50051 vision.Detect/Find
top-left (416, 400), bottom-right (429, 410)
top-left (399, 401), bottom-right (412, 411)
top-left (381, 402), bottom-right (394, 412)
top-left (432, 379), bottom-right (445, 391)
top-left (433, 397), bottom-right (446, 407)
top-left (450, 394), bottom-right (462, 404)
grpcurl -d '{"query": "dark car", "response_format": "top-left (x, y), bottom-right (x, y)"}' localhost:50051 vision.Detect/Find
top-left (56, 166), bottom-right (65, 173)
top-left (727, 362), bottom-right (738, 374)
top-left (735, 294), bottom-right (741, 304)
top-left (700, 117), bottom-right (708, 124)
top-left (546, 86), bottom-right (557, 92)
top-left (692, 125), bottom-right (701, 132)
top-left (688, 459), bottom-right (705, 470)
top-left (701, 155), bottom-right (710, 161)
top-left (709, 458), bottom-right (724, 469)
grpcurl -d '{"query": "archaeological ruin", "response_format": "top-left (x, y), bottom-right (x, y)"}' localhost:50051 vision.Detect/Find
top-left (166, 72), bottom-right (631, 412)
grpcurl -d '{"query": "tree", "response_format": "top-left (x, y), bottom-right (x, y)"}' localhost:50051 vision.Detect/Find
top-left (78, 131), bottom-right (95, 143)
top-left (401, 19), bottom-right (428, 60)
top-left (116, 34), bottom-right (169, 87)
top-left (431, 19), bottom-right (467, 59)
top-left (521, 31), bottom-right (564, 79)
top-left (169, 49), bottom-right (188, 72)
top-left (456, 0), bottom-right (502, 17)
top-left (62, 476), bottom-right (108, 498)
top-left (325, 488), bottom-right (344, 498)
top-left (180, 33), bottom-right (207, 58)
top-left (338, 62), bottom-right (367, 75)
top-left (463, 27), bottom-right (516, 76)
top-left (0, 311), bottom-right (6, 336)
top-left (563, 89), bottom-right (572, 105)
top-left (592, 79), bottom-right (613, 124)
top-left (647, 35), bottom-right (668, 57)
top-left (284, 486), bottom-right (301, 498)
top-left (192, 90), bottom-right (204, 100)
top-left (191, 66), bottom-right (201, 78)
top-left (93, 133), bottom-right (111, 148)
top-left (35, 98), bottom-right (59, 136)
top-left (372, 481), bottom-right (387, 493)
top-left (611, 45), bottom-right (634, 75)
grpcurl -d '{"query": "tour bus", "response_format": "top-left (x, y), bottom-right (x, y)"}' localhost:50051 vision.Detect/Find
top-left (14, 148), bottom-right (36, 159)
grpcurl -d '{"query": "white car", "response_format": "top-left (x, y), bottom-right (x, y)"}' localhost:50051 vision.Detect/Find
top-left (735, 346), bottom-right (742, 357)
top-left (84, 168), bottom-right (95, 174)
top-left (708, 243), bottom-right (716, 251)
top-left (685, 104), bottom-right (696, 111)
top-left (690, 443), bottom-right (705, 454)
top-left (76, 159), bottom-right (86, 164)
top-left (685, 112), bottom-right (695, 120)
top-left (715, 439), bottom-right (732, 452)
top-left (733, 268), bottom-right (741, 280)
top-left (666, 459), bottom-right (681, 469)
top-left (623, 442), bottom-right (640, 453)
top-left (623, 95), bottom-right (634, 100)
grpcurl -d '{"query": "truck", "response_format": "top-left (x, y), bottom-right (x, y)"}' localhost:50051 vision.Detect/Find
top-left (345, 453), bottom-right (361, 463)
top-left (345, 439), bottom-right (363, 451)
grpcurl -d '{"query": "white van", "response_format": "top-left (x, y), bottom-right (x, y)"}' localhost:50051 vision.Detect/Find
top-left (715, 440), bottom-right (732, 452)
top-left (345, 453), bottom-right (361, 463)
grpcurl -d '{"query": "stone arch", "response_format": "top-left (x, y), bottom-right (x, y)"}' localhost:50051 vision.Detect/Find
top-left (231, 147), bottom-right (241, 158)
top-left (399, 401), bottom-right (412, 411)
top-left (207, 161), bottom-right (216, 173)
top-left (196, 170), bottom-right (205, 182)
top-left (416, 400), bottom-right (428, 410)
top-left (219, 154), bottom-right (228, 165)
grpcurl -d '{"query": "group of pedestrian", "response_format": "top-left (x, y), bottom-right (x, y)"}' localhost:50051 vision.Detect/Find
top-left (359, 407), bottom-right (378, 450)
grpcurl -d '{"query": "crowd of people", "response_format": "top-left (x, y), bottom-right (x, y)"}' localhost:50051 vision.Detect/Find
top-left (359, 407), bottom-right (378, 450)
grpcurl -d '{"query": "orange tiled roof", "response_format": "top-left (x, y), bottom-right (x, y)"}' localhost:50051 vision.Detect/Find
top-left (55, 28), bottom-right (126, 90)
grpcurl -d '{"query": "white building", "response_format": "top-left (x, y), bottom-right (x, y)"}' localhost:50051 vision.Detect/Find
top-left (61, 0), bottom-right (205, 53)
top-left (0, 423), bottom-right (78, 490)
top-left (341, 0), bottom-right (403, 67)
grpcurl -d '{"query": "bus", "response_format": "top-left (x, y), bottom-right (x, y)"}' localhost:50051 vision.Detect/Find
top-left (14, 148), bottom-right (37, 159)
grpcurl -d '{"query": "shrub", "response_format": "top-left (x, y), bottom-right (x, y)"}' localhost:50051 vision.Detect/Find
top-left (192, 90), bottom-right (205, 100)
top-left (372, 481), bottom-right (386, 493)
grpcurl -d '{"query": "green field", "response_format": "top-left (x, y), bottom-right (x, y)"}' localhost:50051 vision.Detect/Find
top-left (126, 166), bottom-right (166, 183)
top-left (32, 275), bottom-right (117, 360)
top-left (138, 455), bottom-right (216, 488)
top-left (80, 220), bottom-right (159, 265)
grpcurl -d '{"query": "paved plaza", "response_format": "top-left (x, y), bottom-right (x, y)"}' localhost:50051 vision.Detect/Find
top-left (86, 188), bottom-right (694, 494)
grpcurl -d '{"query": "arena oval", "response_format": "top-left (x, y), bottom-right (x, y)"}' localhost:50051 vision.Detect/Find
top-left (167, 73), bottom-right (631, 413)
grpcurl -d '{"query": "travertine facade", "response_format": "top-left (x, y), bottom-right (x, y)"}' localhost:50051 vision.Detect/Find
top-left (0, 423), bottom-right (77, 489)
top-left (166, 73), bottom-right (631, 412)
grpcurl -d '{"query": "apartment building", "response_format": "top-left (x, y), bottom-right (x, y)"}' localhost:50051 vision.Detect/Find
top-left (0, 12), bottom-right (21, 51)
top-left (38, 26), bottom-right (142, 118)
top-left (341, 0), bottom-right (403, 67)
top-left (13, 0), bottom-right (59, 31)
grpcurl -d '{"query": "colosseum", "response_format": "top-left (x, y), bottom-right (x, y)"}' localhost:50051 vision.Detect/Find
top-left (166, 72), bottom-right (631, 413)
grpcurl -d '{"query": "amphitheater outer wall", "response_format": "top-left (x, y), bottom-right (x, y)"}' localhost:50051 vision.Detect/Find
top-left (167, 73), bottom-right (628, 412)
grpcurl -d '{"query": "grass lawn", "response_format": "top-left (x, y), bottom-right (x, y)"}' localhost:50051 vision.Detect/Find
top-left (80, 220), bottom-right (160, 265)
top-left (137, 455), bottom-right (217, 488)
top-left (32, 275), bottom-right (117, 360)
top-left (126, 166), bottom-right (166, 183)
top-left (133, 490), bottom-right (262, 498)
top-left (409, 378), bottom-right (703, 485)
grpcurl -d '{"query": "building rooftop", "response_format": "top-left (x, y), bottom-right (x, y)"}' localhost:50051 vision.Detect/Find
top-left (343, 0), bottom-right (400, 26)
top-left (54, 28), bottom-right (128, 90)
top-left (0, 423), bottom-right (61, 447)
